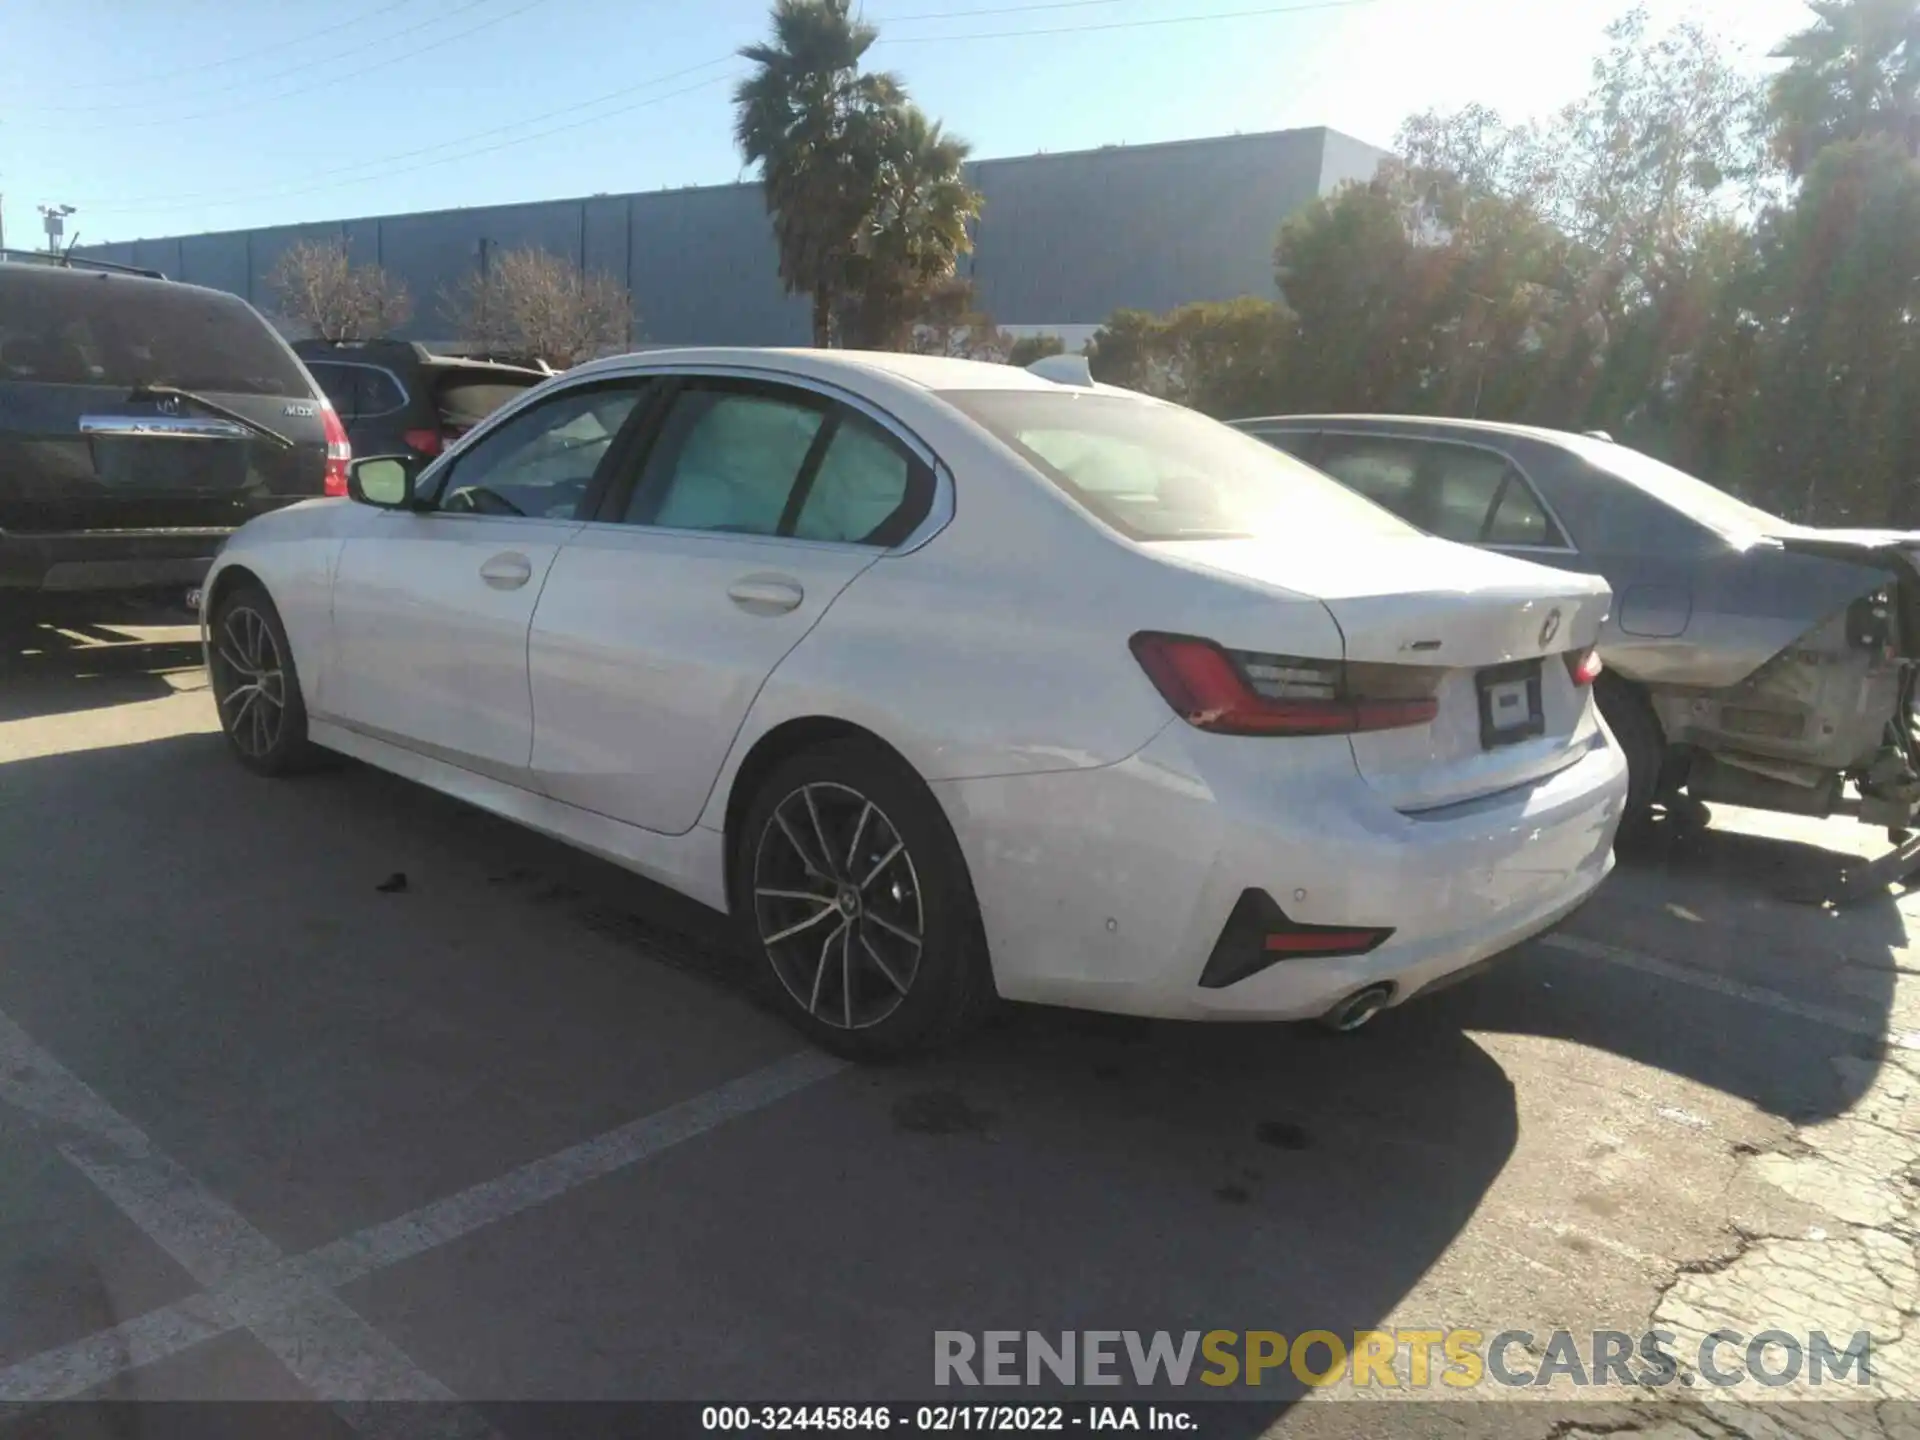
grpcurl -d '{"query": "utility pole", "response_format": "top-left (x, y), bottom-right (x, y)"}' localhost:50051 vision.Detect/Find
top-left (39, 203), bottom-right (75, 254)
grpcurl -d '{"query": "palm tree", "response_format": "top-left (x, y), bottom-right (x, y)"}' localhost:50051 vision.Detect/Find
top-left (1770, 0), bottom-right (1920, 175)
top-left (734, 0), bottom-right (901, 345)
top-left (841, 105), bottom-right (983, 348)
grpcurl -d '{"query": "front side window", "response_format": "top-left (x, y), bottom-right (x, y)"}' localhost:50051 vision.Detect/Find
top-left (433, 383), bottom-right (645, 520)
top-left (1314, 437), bottom-right (1422, 518)
top-left (944, 390), bottom-right (1416, 543)
top-left (1317, 434), bottom-right (1567, 548)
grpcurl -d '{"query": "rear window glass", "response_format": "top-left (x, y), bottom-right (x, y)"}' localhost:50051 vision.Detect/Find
top-left (436, 377), bottom-right (543, 432)
top-left (1560, 436), bottom-right (1789, 543)
top-left (0, 271), bottom-right (309, 397)
top-left (941, 389), bottom-right (1416, 542)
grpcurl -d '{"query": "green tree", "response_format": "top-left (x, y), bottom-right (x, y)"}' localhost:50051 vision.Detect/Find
top-left (1769, 0), bottom-right (1920, 176)
top-left (840, 104), bottom-right (983, 349)
top-left (1006, 333), bottom-right (1066, 367)
top-left (1739, 139), bottom-right (1920, 522)
top-left (1087, 298), bottom-right (1292, 416)
top-left (734, 0), bottom-right (901, 345)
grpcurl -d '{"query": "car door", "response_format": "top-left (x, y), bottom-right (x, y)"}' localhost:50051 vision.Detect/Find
top-left (322, 377), bottom-right (654, 781)
top-left (527, 375), bottom-right (937, 833)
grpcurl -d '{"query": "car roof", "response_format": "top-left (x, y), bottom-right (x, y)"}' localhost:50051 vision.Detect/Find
top-left (1234, 413), bottom-right (1588, 446)
top-left (293, 338), bottom-right (548, 380)
top-left (568, 346), bottom-right (1077, 395)
top-left (0, 261), bottom-right (236, 306)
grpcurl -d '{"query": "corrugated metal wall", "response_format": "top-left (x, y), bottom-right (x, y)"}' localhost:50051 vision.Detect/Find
top-left (73, 127), bottom-right (1387, 345)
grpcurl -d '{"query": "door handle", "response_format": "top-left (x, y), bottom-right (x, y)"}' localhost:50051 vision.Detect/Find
top-left (480, 552), bottom-right (534, 590)
top-left (727, 575), bottom-right (805, 615)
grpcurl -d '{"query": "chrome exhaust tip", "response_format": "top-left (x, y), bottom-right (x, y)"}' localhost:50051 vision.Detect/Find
top-left (1319, 982), bottom-right (1394, 1033)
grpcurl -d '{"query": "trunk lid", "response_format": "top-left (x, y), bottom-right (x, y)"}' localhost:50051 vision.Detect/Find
top-left (0, 266), bottom-right (328, 533)
top-left (0, 383), bottom-right (327, 532)
top-left (1771, 526), bottom-right (1920, 580)
top-left (1153, 534), bottom-right (1613, 811)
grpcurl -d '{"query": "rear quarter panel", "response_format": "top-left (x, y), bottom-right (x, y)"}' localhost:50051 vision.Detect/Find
top-left (1522, 444), bottom-right (1889, 688)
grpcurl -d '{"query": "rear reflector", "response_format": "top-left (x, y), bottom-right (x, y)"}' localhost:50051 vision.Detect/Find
top-left (1565, 647), bottom-right (1603, 686)
top-left (321, 403), bottom-right (351, 497)
top-left (1130, 632), bottom-right (1439, 736)
top-left (1199, 889), bottom-right (1394, 989)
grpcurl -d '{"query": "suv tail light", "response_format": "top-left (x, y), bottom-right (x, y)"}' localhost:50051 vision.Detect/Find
top-left (1129, 633), bottom-right (1440, 736)
top-left (322, 403), bottom-right (351, 497)
top-left (402, 427), bottom-right (444, 457)
top-left (1564, 647), bottom-right (1603, 686)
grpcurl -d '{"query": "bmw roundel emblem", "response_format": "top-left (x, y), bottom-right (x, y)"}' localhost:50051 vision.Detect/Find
top-left (1538, 608), bottom-right (1563, 649)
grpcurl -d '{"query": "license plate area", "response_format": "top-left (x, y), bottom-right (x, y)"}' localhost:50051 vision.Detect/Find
top-left (1477, 659), bottom-right (1544, 748)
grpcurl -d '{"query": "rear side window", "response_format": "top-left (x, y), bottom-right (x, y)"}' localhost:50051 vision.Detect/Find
top-left (0, 271), bottom-right (309, 397)
top-left (306, 362), bottom-right (358, 414)
top-left (792, 415), bottom-right (917, 543)
top-left (355, 367), bottom-right (406, 415)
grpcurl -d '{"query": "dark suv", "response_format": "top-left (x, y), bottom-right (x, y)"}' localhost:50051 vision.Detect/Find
top-left (0, 253), bottom-right (345, 605)
top-left (293, 338), bottom-right (549, 469)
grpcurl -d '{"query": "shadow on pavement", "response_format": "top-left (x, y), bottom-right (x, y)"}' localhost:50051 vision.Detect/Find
top-left (0, 732), bottom-right (1519, 1420)
top-left (0, 611), bottom-right (203, 722)
top-left (1417, 812), bottom-right (1905, 1122)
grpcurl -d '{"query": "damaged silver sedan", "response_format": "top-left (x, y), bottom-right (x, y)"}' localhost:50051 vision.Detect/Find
top-left (1231, 414), bottom-right (1919, 837)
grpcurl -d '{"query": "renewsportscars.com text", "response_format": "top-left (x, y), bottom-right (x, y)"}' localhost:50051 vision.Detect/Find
top-left (933, 1329), bottom-right (1874, 1389)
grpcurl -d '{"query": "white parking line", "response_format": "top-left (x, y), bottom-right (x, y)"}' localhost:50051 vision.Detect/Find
top-left (0, 1004), bottom-right (845, 1412)
top-left (1536, 932), bottom-right (1892, 1039)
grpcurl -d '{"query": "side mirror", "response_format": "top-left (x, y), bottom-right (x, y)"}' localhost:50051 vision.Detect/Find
top-left (347, 456), bottom-right (416, 509)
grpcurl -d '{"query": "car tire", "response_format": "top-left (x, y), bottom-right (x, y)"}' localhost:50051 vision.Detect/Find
top-left (735, 739), bottom-right (996, 1060)
top-left (1595, 673), bottom-right (1665, 835)
top-left (208, 583), bottom-right (321, 778)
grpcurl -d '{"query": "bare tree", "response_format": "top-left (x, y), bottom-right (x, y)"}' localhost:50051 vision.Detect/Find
top-left (440, 247), bottom-right (633, 368)
top-left (267, 238), bottom-right (411, 341)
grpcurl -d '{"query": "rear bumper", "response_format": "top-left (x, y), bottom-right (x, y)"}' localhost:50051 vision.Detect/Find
top-left (936, 722), bottom-right (1628, 1023)
top-left (0, 528), bottom-right (231, 593)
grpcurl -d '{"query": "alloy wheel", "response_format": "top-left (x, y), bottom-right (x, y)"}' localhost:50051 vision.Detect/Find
top-left (211, 605), bottom-right (288, 760)
top-left (752, 781), bottom-right (925, 1030)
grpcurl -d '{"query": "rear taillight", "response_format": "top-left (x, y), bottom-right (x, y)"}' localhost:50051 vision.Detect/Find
top-left (1565, 647), bottom-right (1603, 686)
top-left (322, 403), bottom-right (351, 497)
top-left (402, 428), bottom-right (444, 457)
top-left (1129, 633), bottom-right (1440, 736)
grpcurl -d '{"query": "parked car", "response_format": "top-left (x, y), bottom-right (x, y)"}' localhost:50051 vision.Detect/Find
top-left (1232, 413), bottom-right (1920, 838)
top-left (199, 350), bottom-right (1625, 1057)
top-left (0, 251), bottom-right (348, 608)
top-left (293, 338), bottom-right (549, 469)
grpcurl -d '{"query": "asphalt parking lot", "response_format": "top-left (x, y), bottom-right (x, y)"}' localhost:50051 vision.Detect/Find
top-left (1, 610), bottom-right (1916, 1438)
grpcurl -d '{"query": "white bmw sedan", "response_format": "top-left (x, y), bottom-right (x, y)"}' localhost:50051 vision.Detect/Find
top-left (201, 347), bottom-right (1627, 1056)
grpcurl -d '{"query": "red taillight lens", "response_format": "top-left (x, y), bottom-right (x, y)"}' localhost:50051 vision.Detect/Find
top-left (1129, 633), bottom-right (1438, 736)
top-left (402, 428), bottom-right (443, 457)
top-left (321, 403), bottom-right (351, 497)
top-left (1565, 647), bottom-right (1603, 686)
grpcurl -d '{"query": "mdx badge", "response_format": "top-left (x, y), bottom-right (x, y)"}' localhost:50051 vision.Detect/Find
top-left (283, 403), bottom-right (317, 418)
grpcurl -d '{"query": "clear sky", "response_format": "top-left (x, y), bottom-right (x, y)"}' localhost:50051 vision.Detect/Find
top-left (0, 0), bottom-right (1816, 248)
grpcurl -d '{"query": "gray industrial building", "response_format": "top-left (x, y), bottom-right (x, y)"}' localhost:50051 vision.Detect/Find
top-left (74, 126), bottom-right (1388, 347)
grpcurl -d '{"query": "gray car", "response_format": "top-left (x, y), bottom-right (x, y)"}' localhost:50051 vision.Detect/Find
top-left (1231, 414), bottom-right (1920, 838)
